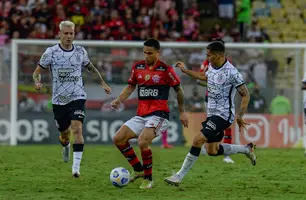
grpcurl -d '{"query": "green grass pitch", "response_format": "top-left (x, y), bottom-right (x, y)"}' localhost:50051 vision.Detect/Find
top-left (0, 145), bottom-right (306, 200)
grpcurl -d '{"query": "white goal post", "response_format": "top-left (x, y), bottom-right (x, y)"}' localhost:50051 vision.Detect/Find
top-left (9, 39), bottom-right (306, 146)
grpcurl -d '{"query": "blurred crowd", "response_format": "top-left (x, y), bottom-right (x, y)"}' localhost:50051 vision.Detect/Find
top-left (0, 0), bottom-right (288, 114)
top-left (0, 0), bottom-right (270, 43)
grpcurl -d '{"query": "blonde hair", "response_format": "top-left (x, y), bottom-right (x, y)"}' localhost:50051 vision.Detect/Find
top-left (59, 20), bottom-right (75, 31)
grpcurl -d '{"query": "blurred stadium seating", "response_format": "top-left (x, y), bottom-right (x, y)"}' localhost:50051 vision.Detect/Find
top-left (0, 0), bottom-right (304, 111)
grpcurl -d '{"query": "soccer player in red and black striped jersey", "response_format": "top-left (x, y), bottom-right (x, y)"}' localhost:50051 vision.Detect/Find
top-left (111, 38), bottom-right (189, 189)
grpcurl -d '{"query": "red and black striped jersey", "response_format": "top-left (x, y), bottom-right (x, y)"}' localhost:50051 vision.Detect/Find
top-left (128, 60), bottom-right (180, 119)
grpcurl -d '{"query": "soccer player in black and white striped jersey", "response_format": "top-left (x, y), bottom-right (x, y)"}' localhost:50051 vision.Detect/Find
top-left (33, 21), bottom-right (111, 178)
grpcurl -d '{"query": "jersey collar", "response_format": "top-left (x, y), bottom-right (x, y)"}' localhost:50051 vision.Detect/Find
top-left (213, 59), bottom-right (227, 70)
top-left (58, 44), bottom-right (74, 52)
top-left (146, 60), bottom-right (160, 70)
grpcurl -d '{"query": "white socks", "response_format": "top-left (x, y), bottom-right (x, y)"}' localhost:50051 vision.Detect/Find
top-left (72, 152), bottom-right (83, 173)
top-left (177, 153), bottom-right (198, 179)
top-left (221, 144), bottom-right (250, 155)
top-left (72, 144), bottom-right (84, 174)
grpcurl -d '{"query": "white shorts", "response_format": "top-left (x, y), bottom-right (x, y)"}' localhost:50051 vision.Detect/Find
top-left (124, 115), bottom-right (169, 137)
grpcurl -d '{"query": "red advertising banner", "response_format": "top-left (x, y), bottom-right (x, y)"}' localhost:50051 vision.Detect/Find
top-left (183, 113), bottom-right (305, 148)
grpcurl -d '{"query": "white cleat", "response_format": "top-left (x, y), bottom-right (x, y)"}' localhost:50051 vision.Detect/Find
top-left (164, 174), bottom-right (182, 186)
top-left (245, 143), bottom-right (256, 166)
top-left (223, 156), bottom-right (235, 163)
top-left (62, 144), bottom-right (70, 163)
top-left (139, 179), bottom-right (154, 189)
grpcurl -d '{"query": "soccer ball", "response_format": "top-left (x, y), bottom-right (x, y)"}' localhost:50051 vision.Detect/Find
top-left (110, 167), bottom-right (130, 187)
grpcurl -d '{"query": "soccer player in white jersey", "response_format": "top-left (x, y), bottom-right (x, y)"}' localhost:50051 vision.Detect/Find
top-left (32, 21), bottom-right (111, 178)
top-left (164, 41), bottom-right (257, 186)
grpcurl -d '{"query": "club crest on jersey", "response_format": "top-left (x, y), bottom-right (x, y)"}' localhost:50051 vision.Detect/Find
top-left (216, 73), bottom-right (227, 84)
top-left (152, 75), bottom-right (160, 83)
top-left (145, 75), bottom-right (150, 81)
top-left (75, 53), bottom-right (81, 63)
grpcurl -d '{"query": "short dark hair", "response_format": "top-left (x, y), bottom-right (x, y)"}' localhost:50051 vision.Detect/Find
top-left (144, 38), bottom-right (160, 50)
top-left (212, 37), bottom-right (225, 44)
top-left (207, 41), bottom-right (225, 53)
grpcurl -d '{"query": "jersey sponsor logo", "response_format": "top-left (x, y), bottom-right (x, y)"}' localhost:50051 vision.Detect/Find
top-left (152, 75), bottom-right (160, 83)
top-left (145, 75), bottom-right (150, 81)
top-left (155, 66), bottom-right (166, 71)
top-left (168, 72), bottom-right (177, 83)
top-left (58, 95), bottom-right (73, 103)
top-left (58, 68), bottom-right (79, 82)
top-left (136, 64), bottom-right (145, 69)
top-left (139, 88), bottom-right (159, 97)
top-left (206, 120), bottom-right (216, 130)
top-left (74, 110), bottom-right (85, 117)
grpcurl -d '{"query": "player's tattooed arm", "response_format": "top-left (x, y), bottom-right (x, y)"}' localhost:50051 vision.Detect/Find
top-left (174, 85), bottom-right (186, 113)
top-left (237, 84), bottom-right (250, 117)
top-left (86, 62), bottom-right (106, 84)
top-left (33, 66), bottom-right (43, 91)
top-left (174, 85), bottom-right (189, 127)
top-left (86, 62), bottom-right (111, 94)
top-left (33, 66), bottom-right (42, 83)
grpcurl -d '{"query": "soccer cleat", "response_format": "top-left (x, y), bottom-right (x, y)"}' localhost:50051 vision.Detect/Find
top-left (223, 156), bottom-right (235, 163)
top-left (72, 172), bottom-right (80, 178)
top-left (164, 174), bottom-right (182, 186)
top-left (62, 144), bottom-right (70, 162)
top-left (245, 143), bottom-right (257, 166)
top-left (129, 171), bottom-right (144, 182)
top-left (161, 144), bottom-right (174, 149)
top-left (139, 179), bottom-right (154, 189)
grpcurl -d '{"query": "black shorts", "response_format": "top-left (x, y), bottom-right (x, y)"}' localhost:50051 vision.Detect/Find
top-left (201, 115), bottom-right (231, 143)
top-left (53, 99), bottom-right (86, 132)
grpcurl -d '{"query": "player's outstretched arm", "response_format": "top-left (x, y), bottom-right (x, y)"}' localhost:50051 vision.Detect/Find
top-left (173, 85), bottom-right (189, 128)
top-left (175, 62), bottom-right (207, 81)
top-left (33, 65), bottom-right (43, 91)
top-left (111, 84), bottom-right (136, 110)
top-left (236, 84), bottom-right (250, 132)
top-left (87, 62), bottom-right (111, 94)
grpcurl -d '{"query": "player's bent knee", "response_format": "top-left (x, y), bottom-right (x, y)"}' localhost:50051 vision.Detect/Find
top-left (192, 133), bottom-right (206, 147)
top-left (207, 145), bottom-right (223, 156)
top-left (113, 125), bottom-right (137, 146)
top-left (207, 149), bottom-right (218, 156)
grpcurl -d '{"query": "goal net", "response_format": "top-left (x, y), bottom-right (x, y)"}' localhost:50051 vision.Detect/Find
top-left (3, 40), bottom-right (306, 148)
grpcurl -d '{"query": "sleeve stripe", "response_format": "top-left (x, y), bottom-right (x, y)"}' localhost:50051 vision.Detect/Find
top-left (38, 63), bottom-right (47, 69)
top-left (235, 82), bottom-right (245, 88)
top-left (84, 62), bottom-right (90, 68)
